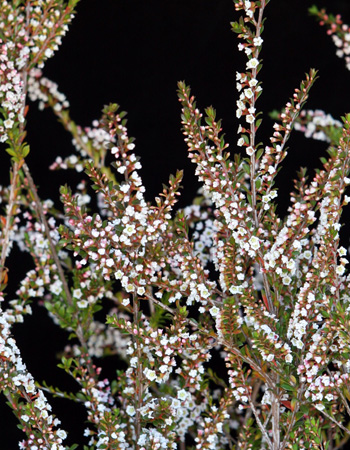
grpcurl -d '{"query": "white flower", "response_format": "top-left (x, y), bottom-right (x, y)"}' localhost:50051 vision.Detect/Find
top-left (177, 389), bottom-right (188, 401)
top-left (106, 258), bottom-right (114, 267)
top-left (72, 289), bottom-right (82, 299)
top-left (282, 276), bottom-right (292, 286)
top-left (56, 429), bottom-right (67, 440)
top-left (144, 368), bottom-right (157, 381)
top-left (124, 224), bottom-right (136, 236)
top-left (198, 283), bottom-right (210, 299)
top-left (125, 283), bottom-right (135, 293)
top-left (115, 270), bottom-right (123, 279)
top-left (253, 36), bottom-right (263, 46)
top-left (229, 285), bottom-right (243, 295)
top-left (126, 405), bottom-right (136, 416)
top-left (246, 114), bottom-right (255, 124)
top-left (338, 246), bottom-right (347, 256)
top-left (4, 118), bottom-right (14, 129)
top-left (249, 236), bottom-right (260, 250)
top-left (44, 48), bottom-right (54, 58)
top-left (246, 58), bottom-right (259, 69)
top-left (77, 300), bottom-right (88, 309)
top-left (209, 306), bottom-right (220, 317)
top-left (336, 265), bottom-right (345, 275)
top-left (244, 88), bottom-right (254, 99)
top-left (285, 354), bottom-right (293, 363)
top-left (137, 287), bottom-right (146, 296)
top-left (315, 403), bottom-right (325, 411)
top-left (50, 280), bottom-right (63, 295)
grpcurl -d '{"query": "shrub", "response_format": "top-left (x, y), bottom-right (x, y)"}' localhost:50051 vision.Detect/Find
top-left (1, 1), bottom-right (350, 449)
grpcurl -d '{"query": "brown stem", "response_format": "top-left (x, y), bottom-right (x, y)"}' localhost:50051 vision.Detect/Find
top-left (318, 407), bottom-right (350, 436)
top-left (279, 383), bottom-right (305, 450)
top-left (133, 294), bottom-right (143, 448)
top-left (271, 384), bottom-right (280, 450)
top-left (5, 390), bottom-right (51, 448)
top-left (22, 162), bottom-right (96, 380)
top-left (249, 397), bottom-right (273, 449)
top-left (22, 162), bottom-right (73, 306)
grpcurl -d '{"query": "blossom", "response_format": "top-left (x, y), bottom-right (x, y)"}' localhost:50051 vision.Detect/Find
top-left (177, 389), bottom-right (189, 401)
top-left (77, 300), bottom-right (88, 308)
top-left (126, 405), bottom-right (136, 416)
top-left (285, 354), bottom-right (293, 363)
top-left (282, 275), bottom-right (292, 285)
top-left (210, 306), bottom-right (220, 317)
top-left (253, 36), bottom-right (263, 46)
top-left (72, 288), bottom-right (82, 299)
top-left (244, 88), bottom-right (254, 99)
top-left (246, 146), bottom-right (255, 156)
top-left (249, 236), bottom-right (260, 250)
top-left (246, 114), bottom-right (255, 124)
top-left (246, 58), bottom-right (259, 69)
top-left (56, 429), bottom-right (67, 440)
top-left (50, 280), bottom-right (63, 295)
top-left (144, 368), bottom-right (157, 381)
top-left (4, 118), bottom-right (14, 128)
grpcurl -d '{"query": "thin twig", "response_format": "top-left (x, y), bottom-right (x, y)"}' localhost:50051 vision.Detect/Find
top-left (133, 294), bottom-right (143, 449)
top-left (249, 397), bottom-right (273, 449)
top-left (22, 162), bottom-right (96, 379)
top-left (23, 162), bottom-right (73, 306)
top-left (318, 407), bottom-right (350, 436)
top-left (279, 383), bottom-right (305, 450)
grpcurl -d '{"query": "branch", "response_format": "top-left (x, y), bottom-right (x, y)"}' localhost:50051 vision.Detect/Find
top-left (249, 397), bottom-right (273, 449)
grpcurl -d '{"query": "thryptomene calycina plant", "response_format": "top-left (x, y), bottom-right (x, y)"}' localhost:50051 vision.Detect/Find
top-left (1, 1), bottom-right (350, 449)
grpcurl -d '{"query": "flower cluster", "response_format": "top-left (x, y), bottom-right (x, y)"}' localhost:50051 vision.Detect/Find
top-left (294, 109), bottom-right (343, 143)
top-left (310, 5), bottom-right (350, 71)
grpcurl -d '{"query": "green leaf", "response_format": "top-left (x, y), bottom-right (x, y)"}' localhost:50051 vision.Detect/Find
top-left (280, 382), bottom-right (294, 391)
top-left (230, 21), bottom-right (242, 34)
top-left (308, 5), bottom-right (320, 16)
top-left (22, 144), bottom-right (30, 158)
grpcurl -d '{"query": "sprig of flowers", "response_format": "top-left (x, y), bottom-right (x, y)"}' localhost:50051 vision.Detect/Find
top-left (310, 5), bottom-right (350, 71)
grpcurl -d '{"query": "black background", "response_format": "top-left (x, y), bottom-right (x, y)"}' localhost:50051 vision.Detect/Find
top-left (2, 0), bottom-right (350, 447)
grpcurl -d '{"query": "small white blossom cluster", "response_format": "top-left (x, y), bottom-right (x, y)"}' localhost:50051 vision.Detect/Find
top-left (295, 109), bottom-right (342, 142)
top-left (194, 403), bottom-right (230, 450)
top-left (0, 312), bottom-right (67, 449)
top-left (184, 201), bottom-right (217, 267)
top-left (25, 2), bottom-right (73, 69)
top-left (83, 378), bottom-right (115, 430)
top-left (332, 29), bottom-right (350, 71)
top-left (245, 310), bottom-right (293, 364)
top-left (235, 71), bottom-right (261, 124)
top-left (0, 40), bottom-right (25, 142)
top-left (287, 286), bottom-right (319, 351)
top-left (86, 317), bottom-right (132, 359)
top-left (27, 69), bottom-right (70, 112)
